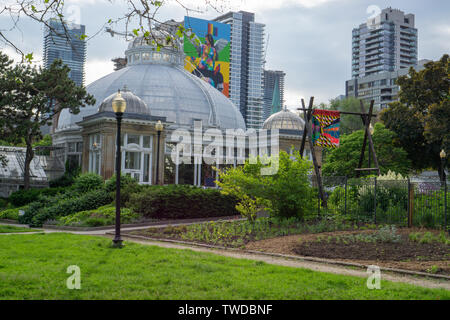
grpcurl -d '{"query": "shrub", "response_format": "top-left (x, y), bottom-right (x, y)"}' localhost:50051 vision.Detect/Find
top-left (128, 185), bottom-right (239, 220)
top-left (0, 198), bottom-right (8, 209)
top-left (23, 189), bottom-right (113, 227)
top-left (8, 188), bottom-right (41, 207)
top-left (49, 174), bottom-right (76, 188)
top-left (217, 150), bottom-right (315, 220)
top-left (0, 206), bottom-right (28, 220)
top-left (57, 205), bottom-right (139, 227)
top-left (73, 173), bottom-right (104, 193)
top-left (105, 174), bottom-right (142, 206)
top-left (8, 187), bottom-right (67, 207)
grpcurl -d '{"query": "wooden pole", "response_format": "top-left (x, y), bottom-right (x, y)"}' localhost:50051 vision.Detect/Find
top-left (301, 97), bottom-right (327, 208)
top-left (360, 101), bottom-right (380, 176)
top-left (299, 97), bottom-right (314, 158)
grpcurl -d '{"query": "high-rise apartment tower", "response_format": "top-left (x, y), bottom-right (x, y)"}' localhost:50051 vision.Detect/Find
top-left (43, 19), bottom-right (86, 86)
top-left (214, 11), bottom-right (265, 129)
top-left (352, 7), bottom-right (417, 79)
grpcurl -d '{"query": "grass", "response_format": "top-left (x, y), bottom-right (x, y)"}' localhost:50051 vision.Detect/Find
top-left (0, 225), bottom-right (38, 233)
top-left (0, 233), bottom-right (448, 300)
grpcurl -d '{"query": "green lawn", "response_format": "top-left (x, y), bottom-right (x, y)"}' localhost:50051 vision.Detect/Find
top-left (0, 225), bottom-right (39, 233)
top-left (0, 233), bottom-right (448, 300)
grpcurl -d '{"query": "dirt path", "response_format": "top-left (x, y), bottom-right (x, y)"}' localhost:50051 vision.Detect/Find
top-left (115, 235), bottom-right (450, 291)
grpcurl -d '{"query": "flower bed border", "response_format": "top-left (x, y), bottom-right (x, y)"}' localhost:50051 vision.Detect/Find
top-left (42, 215), bottom-right (242, 231)
top-left (117, 232), bottom-right (450, 281)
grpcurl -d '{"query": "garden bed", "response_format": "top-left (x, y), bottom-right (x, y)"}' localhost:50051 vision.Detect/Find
top-left (126, 221), bottom-right (450, 276)
top-left (247, 228), bottom-right (450, 275)
top-left (125, 218), bottom-right (373, 248)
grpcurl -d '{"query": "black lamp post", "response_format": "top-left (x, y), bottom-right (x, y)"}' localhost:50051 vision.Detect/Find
top-left (112, 90), bottom-right (126, 248)
top-left (440, 149), bottom-right (447, 234)
top-left (155, 120), bottom-right (164, 185)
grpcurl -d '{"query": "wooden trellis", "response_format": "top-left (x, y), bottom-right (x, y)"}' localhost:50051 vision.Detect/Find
top-left (297, 98), bottom-right (380, 207)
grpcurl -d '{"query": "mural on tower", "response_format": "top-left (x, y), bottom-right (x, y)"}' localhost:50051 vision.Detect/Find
top-left (183, 16), bottom-right (230, 97)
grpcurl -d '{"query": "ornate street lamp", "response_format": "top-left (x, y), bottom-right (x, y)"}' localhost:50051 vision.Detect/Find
top-left (111, 90), bottom-right (126, 247)
top-left (155, 120), bottom-right (164, 185)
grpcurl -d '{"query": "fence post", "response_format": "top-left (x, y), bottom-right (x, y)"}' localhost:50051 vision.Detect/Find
top-left (373, 177), bottom-right (377, 225)
top-left (318, 185), bottom-right (321, 217)
top-left (407, 178), bottom-right (411, 228)
top-left (445, 177), bottom-right (448, 234)
top-left (409, 182), bottom-right (414, 228)
top-left (344, 176), bottom-right (348, 216)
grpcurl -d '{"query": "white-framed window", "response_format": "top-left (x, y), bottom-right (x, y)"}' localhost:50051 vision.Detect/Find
top-left (121, 133), bottom-right (153, 184)
top-left (88, 134), bottom-right (102, 175)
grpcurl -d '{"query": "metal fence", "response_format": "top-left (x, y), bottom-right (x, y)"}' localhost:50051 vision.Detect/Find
top-left (314, 176), bottom-right (448, 230)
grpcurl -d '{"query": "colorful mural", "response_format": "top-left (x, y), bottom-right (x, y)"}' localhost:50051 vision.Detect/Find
top-left (183, 16), bottom-right (230, 97)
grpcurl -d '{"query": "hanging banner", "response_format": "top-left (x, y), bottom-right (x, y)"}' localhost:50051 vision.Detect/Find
top-left (311, 110), bottom-right (341, 148)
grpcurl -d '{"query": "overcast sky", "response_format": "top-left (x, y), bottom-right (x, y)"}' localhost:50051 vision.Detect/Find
top-left (1, 0), bottom-right (449, 108)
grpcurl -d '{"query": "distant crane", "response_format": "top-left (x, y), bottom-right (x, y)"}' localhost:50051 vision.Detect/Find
top-left (105, 27), bottom-right (134, 38)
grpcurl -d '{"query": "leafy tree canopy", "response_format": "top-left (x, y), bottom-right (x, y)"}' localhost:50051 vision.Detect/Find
top-left (0, 50), bottom-right (95, 188)
top-left (380, 54), bottom-right (449, 180)
top-left (328, 97), bottom-right (365, 135)
top-left (322, 123), bottom-right (411, 178)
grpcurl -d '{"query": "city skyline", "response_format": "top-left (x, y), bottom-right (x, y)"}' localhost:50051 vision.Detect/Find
top-left (0, 0), bottom-right (448, 108)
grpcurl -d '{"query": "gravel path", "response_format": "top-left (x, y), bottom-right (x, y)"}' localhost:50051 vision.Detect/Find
top-left (116, 235), bottom-right (450, 291)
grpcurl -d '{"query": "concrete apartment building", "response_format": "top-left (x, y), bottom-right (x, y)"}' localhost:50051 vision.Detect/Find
top-left (346, 59), bottom-right (430, 109)
top-left (351, 7), bottom-right (418, 79)
top-left (347, 7), bottom-right (422, 110)
top-left (263, 70), bottom-right (286, 121)
top-left (214, 11), bottom-right (265, 129)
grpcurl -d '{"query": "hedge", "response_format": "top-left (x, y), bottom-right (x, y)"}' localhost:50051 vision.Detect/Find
top-left (57, 205), bottom-right (139, 227)
top-left (128, 185), bottom-right (239, 220)
top-left (20, 189), bottom-right (113, 227)
top-left (0, 206), bottom-right (29, 220)
top-left (8, 187), bottom-right (66, 207)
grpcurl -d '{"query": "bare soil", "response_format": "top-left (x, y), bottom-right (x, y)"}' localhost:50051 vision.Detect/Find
top-left (246, 229), bottom-right (450, 275)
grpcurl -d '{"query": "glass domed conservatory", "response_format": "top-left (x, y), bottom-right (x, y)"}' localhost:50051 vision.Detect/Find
top-left (50, 34), bottom-right (319, 188)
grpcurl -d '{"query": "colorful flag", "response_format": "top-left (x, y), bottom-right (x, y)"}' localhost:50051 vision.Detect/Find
top-left (311, 110), bottom-right (341, 148)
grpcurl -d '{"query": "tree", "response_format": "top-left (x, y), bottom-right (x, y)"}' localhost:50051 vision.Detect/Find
top-left (0, 0), bottom-right (227, 61)
top-left (322, 123), bottom-right (411, 178)
top-left (0, 51), bottom-right (95, 189)
top-left (380, 54), bottom-right (449, 181)
top-left (329, 97), bottom-right (365, 135)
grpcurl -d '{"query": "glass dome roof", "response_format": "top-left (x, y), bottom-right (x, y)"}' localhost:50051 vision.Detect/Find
top-left (56, 38), bottom-right (246, 131)
top-left (263, 108), bottom-right (305, 131)
top-left (98, 87), bottom-right (150, 115)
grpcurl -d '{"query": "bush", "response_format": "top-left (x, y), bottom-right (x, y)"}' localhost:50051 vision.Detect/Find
top-left (8, 189), bottom-right (41, 207)
top-left (0, 206), bottom-right (28, 220)
top-left (128, 185), bottom-right (239, 220)
top-left (49, 174), bottom-right (76, 188)
top-left (105, 174), bottom-right (142, 206)
top-left (8, 187), bottom-right (67, 207)
top-left (73, 173), bottom-right (104, 193)
top-left (22, 189), bottom-right (113, 227)
top-left (57, 204), bottom-right (139, 227)
top-left (217, 150), bottom-right (315, 220)
top-left (0, 198), bottom-right (8, 209)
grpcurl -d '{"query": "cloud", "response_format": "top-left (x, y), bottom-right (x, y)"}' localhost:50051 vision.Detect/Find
top-left (85, 59), bottom-right (114, 85)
